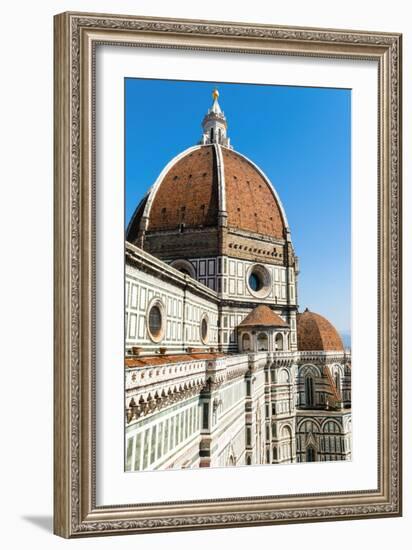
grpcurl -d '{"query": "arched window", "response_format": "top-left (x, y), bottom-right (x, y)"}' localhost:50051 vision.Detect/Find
top-left (305, 376), bottom-right (315, 407)
top-left (242, 333), bottom-right (251, 352)
top-left (323, 420), bottom-right (341, 434)
top-left (281, 425), bottom-right (293, 461)
top-left (306, 446), bottom-right (316, 462)
top-left (278, 369), bottom-right (290, 384)
top-left (257, 333), bottom-right (268, 351)
top-left (210, 127), bottom-right (214, 141)
top-left (275, 333), bottom-right (284, 351)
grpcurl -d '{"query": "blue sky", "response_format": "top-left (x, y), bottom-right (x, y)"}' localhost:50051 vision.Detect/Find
top-left (125, 79), bottom-right (351, 334)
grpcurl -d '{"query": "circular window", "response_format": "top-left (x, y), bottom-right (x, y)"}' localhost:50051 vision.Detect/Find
top-left (246, 264), bottom-right (271, 298)
top-left (249, 272), bottom-right (263, 292)
top-left (147, 300), bottom-right (165, 342)
top-left (200, 315), bottom-right (209, 344)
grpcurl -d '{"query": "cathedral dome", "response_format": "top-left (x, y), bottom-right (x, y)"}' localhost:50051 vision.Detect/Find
top-left (127, 144), bottom-right (287, 241)
top-left (126, 89), bottom-right (290, 252)
top-left (297, 309), bottom-right (344, 352)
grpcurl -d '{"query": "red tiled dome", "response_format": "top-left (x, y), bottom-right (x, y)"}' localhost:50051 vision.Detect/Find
top-left (147, 146), bottom-right (218, 231)
top-left (297, 309), bottom-right (344, 352)
top-left (127, 144), bottom-right (286, 242)
top-left (222, 148), bottom-right (285, 238)
top-left (239, 305), bottom-right (287, 327)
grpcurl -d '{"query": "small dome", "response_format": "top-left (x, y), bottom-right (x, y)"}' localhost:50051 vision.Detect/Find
top-left (297, 309), bottom-right (344, 352)
top-left (239, 305), bottom-right (287, 328)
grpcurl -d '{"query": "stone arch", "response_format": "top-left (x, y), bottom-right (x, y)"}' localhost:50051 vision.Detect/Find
top-left (281, 424), bottom-right (293, 438)
top-left (299, 364), bottom-right (322, 378)
top-left (321, 419), bottom-right (342, 433)
top-left (297, 418), bottom-right (321, 433)
top-left (331, 362), bottom-right (344, 375)
top-left (278, 368), bottom-right (290, 384)
top-left (275, 332), bottom-right (284, 351)
top-left (257, 332), bottom-right (269, 351)
top-left (170, 258), bottom-right (196, 278)
top-left (279, 424), bottom-right (293, 461)
top-left (242, 332), bottom-right (251, 352)
top-left (343, 416), bottom-right (352, 433)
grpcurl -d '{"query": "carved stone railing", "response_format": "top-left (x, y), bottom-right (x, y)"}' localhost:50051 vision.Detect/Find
top-left (126, 353), bottom-right (251, 423)
top-left (126, 358), bottom-right (209, 391)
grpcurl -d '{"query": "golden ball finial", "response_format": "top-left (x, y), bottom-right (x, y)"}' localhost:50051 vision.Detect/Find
top-left (212, 88), bottom-right (219, 100)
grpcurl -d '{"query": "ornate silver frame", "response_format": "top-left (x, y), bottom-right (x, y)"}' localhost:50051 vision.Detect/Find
top-left (53, 11), bottom-right (402, 538)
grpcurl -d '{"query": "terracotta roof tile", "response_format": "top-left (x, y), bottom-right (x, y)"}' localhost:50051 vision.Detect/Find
top-left (239, 305), bottom-right (287, 327)
top-left (297, 309), bottom-right (344, 352)
top-left (222, 148), bottom-right (285, 239)
top-left (148, 146), bottom-right (219, 231)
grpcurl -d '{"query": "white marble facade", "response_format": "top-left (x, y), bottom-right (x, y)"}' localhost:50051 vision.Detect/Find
top-left (125, 244), bottom-right (351, 471)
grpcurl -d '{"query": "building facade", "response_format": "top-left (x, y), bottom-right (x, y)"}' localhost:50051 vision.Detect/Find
top-left (125, 89), bottom-right (351, 471)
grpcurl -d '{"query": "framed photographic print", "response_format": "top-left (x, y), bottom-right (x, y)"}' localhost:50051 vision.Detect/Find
top-left (53, 12), bottom-right (402, 538)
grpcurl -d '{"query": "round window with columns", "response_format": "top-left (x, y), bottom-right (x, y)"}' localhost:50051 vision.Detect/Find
top-left (246, 263), bottom-right (272, 298)
top-left (146, 298), bottom-right (166, 343)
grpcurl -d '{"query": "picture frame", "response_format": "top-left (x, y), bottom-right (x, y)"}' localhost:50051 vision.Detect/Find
top-left (53, 11), bottom-right (402, 538)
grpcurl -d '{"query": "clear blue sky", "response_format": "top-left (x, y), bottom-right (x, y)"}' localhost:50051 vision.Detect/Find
top-left (125, 78), bottom-right (351, 334)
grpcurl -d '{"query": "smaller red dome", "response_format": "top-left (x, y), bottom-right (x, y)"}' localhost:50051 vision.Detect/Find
top-left (297, 309), bottom-right (344, 352)
top-left (239, 305), bottom-right (287, 328)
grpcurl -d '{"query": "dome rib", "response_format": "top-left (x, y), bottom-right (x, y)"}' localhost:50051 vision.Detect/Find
top-left (221, 147), bottom-right (288, 239)
top-left (214, 143), bottom-right (226, 214)
top-left (147, 145), bottom-right (219, 231)
top-left (126, 193), bottom-right (149, 244)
